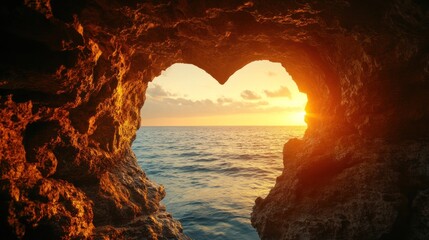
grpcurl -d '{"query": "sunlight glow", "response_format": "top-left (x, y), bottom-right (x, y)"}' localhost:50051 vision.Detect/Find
top-left (141, 60), bottom-right (307, 126)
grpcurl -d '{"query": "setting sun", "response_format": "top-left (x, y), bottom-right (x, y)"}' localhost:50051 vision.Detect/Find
top-left (141, 60), bottom-right (307, 126)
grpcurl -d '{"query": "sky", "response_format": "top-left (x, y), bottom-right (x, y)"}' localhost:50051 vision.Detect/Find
top-left (141, 60), bottom-right (307, 126)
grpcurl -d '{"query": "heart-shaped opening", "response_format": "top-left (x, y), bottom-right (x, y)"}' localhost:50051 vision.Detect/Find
top-left (133, 60), bottom-right (307, 239)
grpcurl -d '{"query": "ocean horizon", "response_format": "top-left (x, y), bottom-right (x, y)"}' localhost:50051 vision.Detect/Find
top-left (140, 124), bottom-right (307, 126)
top-left (132, 126), bottom-right (306, 239)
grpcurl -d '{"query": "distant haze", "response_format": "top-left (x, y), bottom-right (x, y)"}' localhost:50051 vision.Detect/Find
top-left (141, 60), bottom-right (307, 126)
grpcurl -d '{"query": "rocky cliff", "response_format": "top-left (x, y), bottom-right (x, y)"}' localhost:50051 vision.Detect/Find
top-left (1, 0), bottom-right (428, 239)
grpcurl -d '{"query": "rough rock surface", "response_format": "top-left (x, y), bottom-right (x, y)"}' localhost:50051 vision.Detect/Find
top-left (0, 0), bottom-right (428, 239)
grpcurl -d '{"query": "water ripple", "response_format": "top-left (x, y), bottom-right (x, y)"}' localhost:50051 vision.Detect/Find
top-left (132, 126), bottom-right (306, 240)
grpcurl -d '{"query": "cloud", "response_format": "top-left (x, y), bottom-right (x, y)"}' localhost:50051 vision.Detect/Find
top-left (217, 97), bottom-right (234, 104)
top-left (142, 96), bottom-right (302, 119)
top-left (267, 71), bottom-right (277, 77)
top-left (146, 83), bottom-right (174, 98)
top-left (258, 100), bottom-right (269, 106)
top-left (162, 97), bottom-right (215, 107)
top-left (264, 86), bottom-right (292, 99)
top-left (240, 90), bottom-right (261, 100)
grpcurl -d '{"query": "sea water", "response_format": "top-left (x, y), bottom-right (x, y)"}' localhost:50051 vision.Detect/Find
top-left (132, 126), bottom-right (306, 240)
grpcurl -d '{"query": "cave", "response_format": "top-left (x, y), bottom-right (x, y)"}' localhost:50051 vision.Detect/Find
top-left (1, 0), bottom-right (428, 239)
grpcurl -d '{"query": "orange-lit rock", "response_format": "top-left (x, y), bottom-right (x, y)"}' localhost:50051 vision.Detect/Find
top-left (1, 0), bottom-right (428, 239)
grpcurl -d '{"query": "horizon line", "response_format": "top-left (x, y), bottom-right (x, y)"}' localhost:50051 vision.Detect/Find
top-left (139, 125), bottom-right (307, 127)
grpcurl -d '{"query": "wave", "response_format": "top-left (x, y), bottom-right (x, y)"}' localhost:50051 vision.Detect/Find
top-left (132, 126), bottom-right (306, 240)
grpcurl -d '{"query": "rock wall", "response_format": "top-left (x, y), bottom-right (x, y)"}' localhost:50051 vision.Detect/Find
top-left (0, 0), bottom-right (428, 239)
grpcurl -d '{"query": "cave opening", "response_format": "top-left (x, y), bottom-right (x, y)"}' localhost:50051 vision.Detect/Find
top-left (132, 61), bottom-right (307, 239)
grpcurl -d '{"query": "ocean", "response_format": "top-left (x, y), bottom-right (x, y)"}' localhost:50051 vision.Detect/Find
top-left (132, 126), bottom-right (306, 240)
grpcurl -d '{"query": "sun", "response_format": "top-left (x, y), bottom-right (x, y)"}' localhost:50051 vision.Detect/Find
top-left (299, 111), bottom-right (307, 125)
top-left (285, 111), bottom-right (307, 126)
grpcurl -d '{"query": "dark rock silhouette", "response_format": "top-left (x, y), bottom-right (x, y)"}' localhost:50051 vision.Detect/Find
top-left (0, 0), bottom-right (428, 239)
